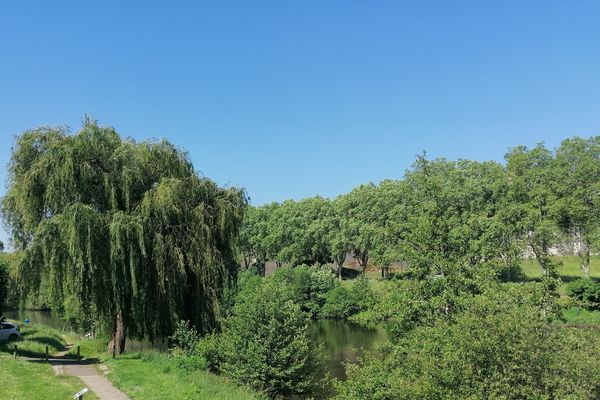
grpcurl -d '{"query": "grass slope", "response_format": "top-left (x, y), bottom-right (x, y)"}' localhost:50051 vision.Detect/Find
top-left (0, 322), bottom-right (97, 399)
top-left (0, 321), bottom-right (75, 357)
top-left (69, 338), bottom-right (259, 400)
top-left (102, 352), bottom-right (259, 400)
top-left (520, 255), bottom-right (600, 280)
top-left (0, 355), bottom-right (97, 400)
top-left (0, 356), bottom-right (98, 400)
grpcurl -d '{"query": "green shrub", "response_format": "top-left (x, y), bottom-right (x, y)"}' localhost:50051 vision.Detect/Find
top-left (336, 289), bottom-right (600, 400)
top-left (221, 278), bottom-right (329, 398)
top-left (270, 265), bottom-right (336, 317)
top-left (194, 333), bottom-right (223, 373)
top-left (170, 348), bottom-right (208, 373)
top-left (567, 279), bottom-right (600, 309)
top-left (322, 277), bottom-right (373, 320)
top-left (321, 285), bottom-right (358, 319)
top-left (169, 320), bottom-right (201, 355)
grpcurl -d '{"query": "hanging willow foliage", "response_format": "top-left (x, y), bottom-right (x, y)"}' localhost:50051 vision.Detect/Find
top-left (1, 120), bottom-right (247, 352)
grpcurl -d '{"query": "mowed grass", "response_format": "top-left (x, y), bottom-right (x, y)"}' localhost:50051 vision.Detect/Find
top-left (0, 320), bottom-right (75, 357)
top-left (563, 307), bottom-right (600, 324)
top-left (103, 352), bottom-right (259, 400)
top-left (0, 355), bottom-right (98, 399)
top-left (69, 337), bottom-right (260, 400)
top-left (520, 255), bottom-right (600, 280)
top-left (0, 322), bottom-right (96, 399)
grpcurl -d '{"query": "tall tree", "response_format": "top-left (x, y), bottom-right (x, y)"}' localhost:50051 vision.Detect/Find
top-left (1, 121), bottom-right (246, 353)
top-left (554, 136), bottom-right (600, 277)
top-left (388, 156), bottom-right (518, 279)
top-left (338, 184), bottom-right (379, 274)
top-left (505, 144), bottom-right (561, 277)
top-left (325, 197), bottom-right (353, 280)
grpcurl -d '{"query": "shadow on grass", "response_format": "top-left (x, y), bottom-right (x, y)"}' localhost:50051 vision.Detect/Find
top-left (519, 275), bottom-right (600, 284)
top-left (23, 335), bottom-right (66, 351)
top-left (26, 356), bottom-right (102, 365)
top-left (341, 268), bottom-right (362, 280)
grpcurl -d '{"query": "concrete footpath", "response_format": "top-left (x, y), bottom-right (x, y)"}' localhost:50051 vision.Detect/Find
top-left (26, 345), bottom-right (129, 400)
top-left (58, 362), bottom-right (129, 400)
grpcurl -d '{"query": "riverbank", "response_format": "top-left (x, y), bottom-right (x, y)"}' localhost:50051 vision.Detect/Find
top-left (82, 350), bottom-right (259, 400)
top-left (1, 321), bottom-right (259, 400)
top-left (0, 356), bottom-right (101, 400)
top-left (0, 322), bottom-right (99, 399)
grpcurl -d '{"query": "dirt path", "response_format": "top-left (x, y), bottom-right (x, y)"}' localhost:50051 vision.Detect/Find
top-left (28, 345), bottom-right (129, 400)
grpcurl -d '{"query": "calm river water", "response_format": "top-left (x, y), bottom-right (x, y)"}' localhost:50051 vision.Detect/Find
top-left (4, 310), bottom-right (389, 380)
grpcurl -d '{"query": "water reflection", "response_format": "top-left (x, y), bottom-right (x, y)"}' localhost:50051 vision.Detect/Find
top-left (5, 310), bottom-right (389, 381)
top-left (310, 319), bottom-right (389, 380)
top-left (4, 310), bottom-right (72, 331)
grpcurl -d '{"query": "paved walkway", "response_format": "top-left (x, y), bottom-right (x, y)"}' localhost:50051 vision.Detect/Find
top-left (59, 362), bottom-right (129, 400)
top-left (27, 346), bottom-right (129, 400)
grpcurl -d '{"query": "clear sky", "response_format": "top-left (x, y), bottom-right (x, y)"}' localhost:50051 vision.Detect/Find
top-left (1, 1), bottom-right (600, 248)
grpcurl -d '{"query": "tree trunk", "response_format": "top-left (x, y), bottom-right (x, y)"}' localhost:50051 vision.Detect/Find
top-left (335, 254), bottom-right (345, 280)
top-left (581, 246), bottom-right (590, 278)
top-left (576, 232), bottom-right (590, 278)
top-left (357, 252), bottom-right (369, 275)
top-left (108, 311), bottom-right (127, 356)
top-left (336, 263), bottom-right (343, 280)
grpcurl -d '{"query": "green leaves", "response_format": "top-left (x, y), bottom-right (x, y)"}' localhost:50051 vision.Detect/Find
top-left (1, 120), bottom-right (246, 348)
top-left (337, 286), bottom-right (600, 400)
top-left (221, 278), bottom-right (328, 398)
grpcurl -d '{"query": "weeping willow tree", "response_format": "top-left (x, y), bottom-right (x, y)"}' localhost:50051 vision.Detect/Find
top-left (1, 119), bottom-right (247, 353)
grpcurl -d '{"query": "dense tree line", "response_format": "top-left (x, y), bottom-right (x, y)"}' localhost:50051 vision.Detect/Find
top-left (1, 120), bottom-right (247, 353)
top-left (337, 282), bottom-right (600, 399)
top-left (240, 137), bottom-right (599, 280)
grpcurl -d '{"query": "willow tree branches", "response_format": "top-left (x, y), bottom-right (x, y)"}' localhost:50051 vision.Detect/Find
top-left (1, 120), bottom-right (247, 352)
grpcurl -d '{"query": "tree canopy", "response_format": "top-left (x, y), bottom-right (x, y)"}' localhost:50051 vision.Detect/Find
top-left (240, 136), bottom-right (599, 281)
top-left (1, 120), bottom-right (247, 352)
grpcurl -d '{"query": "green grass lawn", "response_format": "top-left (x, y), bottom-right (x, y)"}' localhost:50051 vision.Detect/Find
top-left (0, 320), bottom-right (76, 357)
top-left (520, 255), bottom-right (600, 280)
top-left (0, 355), bottom-right (98, 399)
top-left (102, 351), bottom-right (260, 400)
top-left (2, 322), bottom-right (257, 399)
top-left (519, 255), bottom-right (600, 299)
top-left (69, 337), bottom-right (259, 400)
top-left (563, 307), bottom-right (600, 324)
top-left (0, 322), bottom-right (96, 399)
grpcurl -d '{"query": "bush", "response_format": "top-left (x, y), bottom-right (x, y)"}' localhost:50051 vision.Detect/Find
top-left (336, 288), bottom-right (600, 399)
top-left (170, 348), bottom-right (208, 372)
top-left (195, 333), bottom-right (223, 373)
top-left (270, 265), bottom-right (336, 317)
top-left (567, 279), bottom-right (600, 310)
top-left (221, 278), bottom-right (329, 398)
top-left (170, 320), bottom-right (201, 355)
top-left (322, 277), bottom-right (374, 320)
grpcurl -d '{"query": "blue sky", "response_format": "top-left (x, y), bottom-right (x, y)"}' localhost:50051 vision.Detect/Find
top-left (1, 1), bottom-right (600, 248)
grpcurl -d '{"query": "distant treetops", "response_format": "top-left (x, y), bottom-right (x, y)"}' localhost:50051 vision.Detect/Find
top-left (240, 136), bottom-right (600, 280)
top-left (1, 119), bottom-right (247, 353)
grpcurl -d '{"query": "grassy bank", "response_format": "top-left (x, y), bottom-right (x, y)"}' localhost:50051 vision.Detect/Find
top-left (520, 255), bottom-right (600, 280)
top-left (0, 320), bottom-right (75, 357)
top-left (105, 351), bottom-right (259, 400)
top-left (563, 307), bottom-right (600, 324)
top-left (0, 356), bottom-right (99, 400)
top-left (0, 322), bottom-right (96, 399)
top-left (1, 321), bottom-right (257, 399)
top-left (69, 337), bottom-right (259, 400)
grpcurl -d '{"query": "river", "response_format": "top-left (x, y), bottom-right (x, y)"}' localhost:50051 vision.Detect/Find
top-left (4, 310), bottom-right (389, 380)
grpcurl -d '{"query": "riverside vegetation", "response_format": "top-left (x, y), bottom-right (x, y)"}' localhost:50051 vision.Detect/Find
top-left (1, 121), bottom-right (599, 399)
